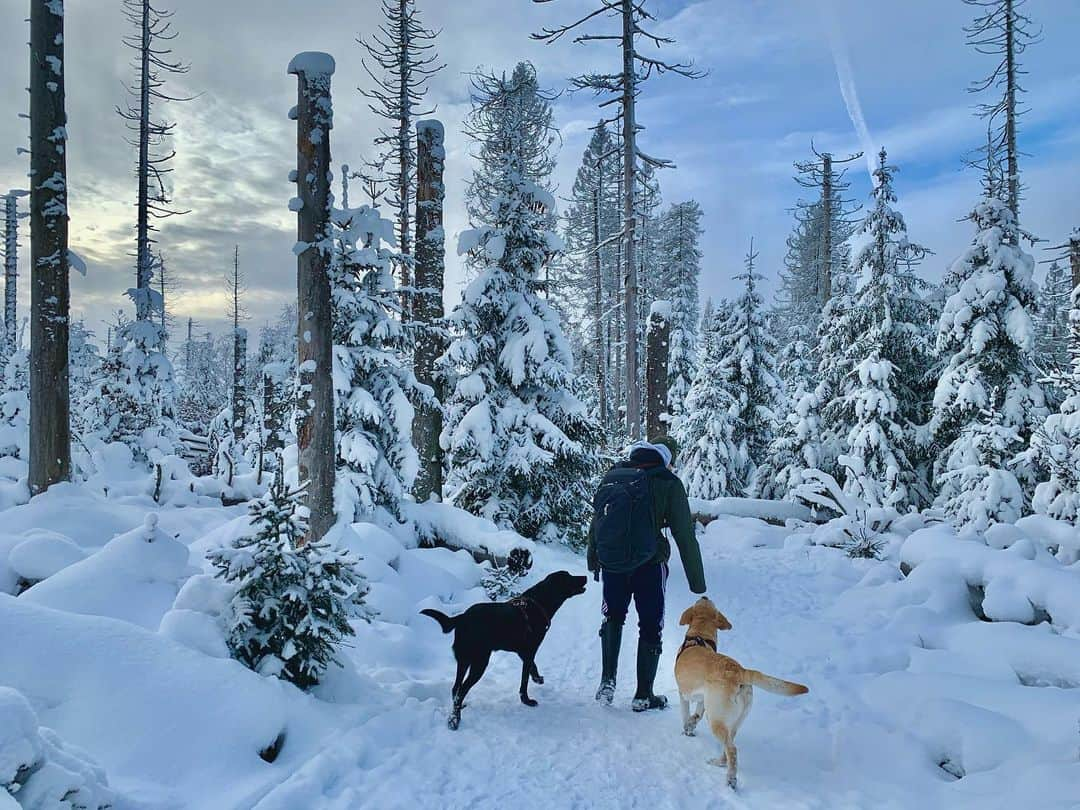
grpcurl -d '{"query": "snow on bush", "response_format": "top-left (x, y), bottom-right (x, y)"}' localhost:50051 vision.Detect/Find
top-left (793, 469), bottom-right (902, 558)
top-left (0, 687), bottom-right (114, 810)
top-left (208, 471), bottom-right (371, 690)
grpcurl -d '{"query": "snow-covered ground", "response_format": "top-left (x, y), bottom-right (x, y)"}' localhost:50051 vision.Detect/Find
top-left (2, 486), bottom-right (1078, 809)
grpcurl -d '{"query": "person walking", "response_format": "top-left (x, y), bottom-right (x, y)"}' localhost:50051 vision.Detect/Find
top-left (587, 436), bottom-right (707, 711)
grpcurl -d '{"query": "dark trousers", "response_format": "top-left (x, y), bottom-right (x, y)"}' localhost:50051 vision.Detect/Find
top-left (601, 562), bottom-right (668, 649)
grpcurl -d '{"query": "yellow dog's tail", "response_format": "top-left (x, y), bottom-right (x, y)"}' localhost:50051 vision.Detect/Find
top-left (744, 669), bottom-right (809, 696)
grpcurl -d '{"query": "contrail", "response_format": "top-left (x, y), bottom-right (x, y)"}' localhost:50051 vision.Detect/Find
top-left (822, 2), bottom-right (877, 183)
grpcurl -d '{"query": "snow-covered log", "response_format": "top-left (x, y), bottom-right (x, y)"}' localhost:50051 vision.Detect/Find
top-left (689, 496), bottom-right (815, 526)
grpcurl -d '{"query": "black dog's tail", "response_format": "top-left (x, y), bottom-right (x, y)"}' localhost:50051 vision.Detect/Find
top-left (420, 608), bottom-right (459, 634)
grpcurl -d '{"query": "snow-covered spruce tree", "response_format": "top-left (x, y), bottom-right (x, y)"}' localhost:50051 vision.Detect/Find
top-left (209, 468), bottom-right (370, 691)
top-left (757, 384), bottom-right (824, 501)
top-left (442, 65), bottom-right (603, 548)
top-left (93, 287), bottom-right (180, 459)
top-left (714, 242), bottom-right (783, 495)
top-left (1035, 259), bottom-right (1071, 381)
top-left (177, 328), bottom-right (229, 434)
top-left (1025, 279), bottom-right (1080, 522)
top-left (556, 121), bottom-right (621, 428)
top-left (827, 150), bottom-right (934, 511)
top-left (0, 350), bottom-right (28, 461)
top-left (330, 190), bottom-right (420, 521)
top-left (464, 63), bottom-right (557, 274)
top-left (68, 320), bottom-right (102, 426)
top-left (659, 200), bottom-right (703, 419)
top-left (931, 196), bottom-right (1045, 526)
top-left (937, 403), bottom-right (1025, 531)
top-left (675, 307), bottom-right (741, 499)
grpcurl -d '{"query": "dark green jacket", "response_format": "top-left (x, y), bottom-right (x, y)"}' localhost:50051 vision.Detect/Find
top-left (586, 462), bottom-right (707, 595)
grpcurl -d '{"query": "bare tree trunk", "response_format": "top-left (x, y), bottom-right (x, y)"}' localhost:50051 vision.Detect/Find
top-left (184, 316), bottom-right (193, 375)
top-left (821, 153), bottom-right (833, 307)
top-left (232, 330), bottom-right (246, 442)
top-left (396, 0), bottom-right (412, 296)
top-left (263, 371), bottom-right (282, 452)
top-left (592, 180), bottom-right (607, 427)
top-left (621, 0), bottom-right (640, 441)
top-left (412, 119), bottom-right (445, 502)
top-left (1004, 0), bottom-right (1019, 219)
top-left (290, 53), bottom-right (336, 543)
top-left (645, 303), bottom-right (670, 441)
top-left (231, 245), bottom-right (246, 442)
top-left (135, 0), bottom-right (153, 320)
top-left (1069, 231), bottom-right (1080, 295)
top-left (3, 194), bottom-right (19, 359)
top-left (29, 0), bottom-right (71, 493)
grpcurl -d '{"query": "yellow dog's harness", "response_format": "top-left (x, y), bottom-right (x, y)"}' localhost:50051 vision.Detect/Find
top-left (676, 634), bottom-right (717, 662)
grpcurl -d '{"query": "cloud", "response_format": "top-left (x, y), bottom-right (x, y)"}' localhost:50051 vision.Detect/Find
top-left (0, 0), bottom-right (1077, 352)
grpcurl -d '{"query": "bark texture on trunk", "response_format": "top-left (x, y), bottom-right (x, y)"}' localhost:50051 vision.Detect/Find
top-left (411, 119), bottom-right (445, 502)
top-left (645, 304), bottom-right (670, 442)
top-left (29, 0), bottom-right (72, 494)
top-left (290, 53), bottom-right (336, 543)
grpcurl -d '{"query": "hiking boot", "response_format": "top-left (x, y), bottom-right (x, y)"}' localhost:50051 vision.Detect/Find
top-left (631, 695), bottom-right (669, 712)
top-left (595, 619), bottom-right (623, 705)
top-left (632, 640), bottom-right (668, 712)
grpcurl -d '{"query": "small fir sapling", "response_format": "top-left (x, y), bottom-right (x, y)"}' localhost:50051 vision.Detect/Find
top-left (209, 468), bottom-right (370, 690)
top-left (481, 547), bottom-right (533, 600)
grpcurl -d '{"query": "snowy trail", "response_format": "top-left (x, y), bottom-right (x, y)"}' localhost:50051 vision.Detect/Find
top-left (256, 529), bottom-right (942, 810)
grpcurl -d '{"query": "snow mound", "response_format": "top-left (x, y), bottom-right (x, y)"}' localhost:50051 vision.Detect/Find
top-left (7, 532), bottom-right (84, 584)
top-left (0, 594), bottom-right (353, 808)
top-left (20, 513), bottom-right (196, 630)
top-left (0, 686), bottom-right (114, 809)
top-left (899, 523), bottom-right (1080, 631)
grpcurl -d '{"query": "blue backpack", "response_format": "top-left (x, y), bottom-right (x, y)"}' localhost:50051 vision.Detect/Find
top-left (592, 464), bottom-right (658, 573)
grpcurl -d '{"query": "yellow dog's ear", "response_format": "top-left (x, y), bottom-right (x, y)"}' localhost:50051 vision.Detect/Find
top-left (679, 605), bottom-right (696, 626)
top-left (715, 611), bottom-right (732, 631)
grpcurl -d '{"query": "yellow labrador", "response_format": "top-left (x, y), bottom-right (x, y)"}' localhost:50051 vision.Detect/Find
top-left (674, 597), bottom-right (808, 789)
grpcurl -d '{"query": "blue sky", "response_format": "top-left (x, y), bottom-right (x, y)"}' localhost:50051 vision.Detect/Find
top-left (1, 0), bottom-right (1078, 343)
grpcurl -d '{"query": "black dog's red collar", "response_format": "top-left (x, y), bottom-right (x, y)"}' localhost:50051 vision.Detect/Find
top-left (509, 595), bottom-right (551, 631)
top-left (676, 634), bottom-right (717, 661)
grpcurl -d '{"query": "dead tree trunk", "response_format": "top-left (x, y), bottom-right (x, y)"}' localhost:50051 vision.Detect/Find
top-left (1003, 0), bottom-right (1019, 220)
top-left (592, 179), bottom-right (607, 428)
top-left (1068, 230), bottom-right (1080, 296)
top-left (645, 302), bottom-right (670, 441)
top-left (289, 52), bottom-right (336, 543)
top-left (3, 193), bottom-right (21, 360)
top-left (29, 0), bottom-right (72, 494)
top-left (412, 119), bottom-right (445, 502)
top-left (134, 0), bottom-right (153, 320)
top-left (231, 246), bottom-right (247, 443)
top-left (232, 328), bottom-right (247, 443)
top-left (621, 0), bottom-right (640, 441)
top-left (821, 153), bottom-right (832, 307)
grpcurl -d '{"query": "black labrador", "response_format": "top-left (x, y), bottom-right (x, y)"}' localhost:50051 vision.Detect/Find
top-left (421, 570), bottom-right (588, 729)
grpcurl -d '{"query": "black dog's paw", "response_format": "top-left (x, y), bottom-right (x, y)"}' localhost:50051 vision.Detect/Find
top-left (447, 712), bottom-right (461, 730)
top-left (520, 695), bottom-right (538, 707)
top-left (531, 672), bottom-right (544, 685)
